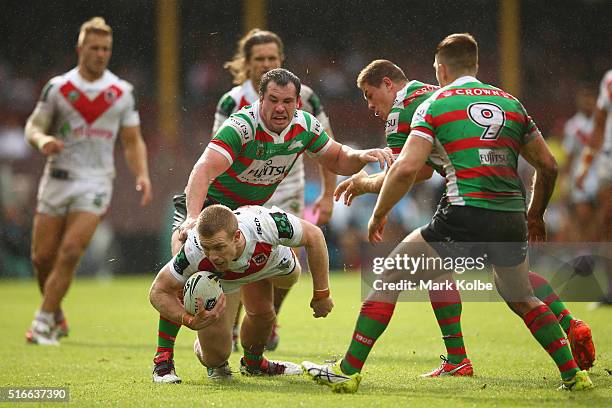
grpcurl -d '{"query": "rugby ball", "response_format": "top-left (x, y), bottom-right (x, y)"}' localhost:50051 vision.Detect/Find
top-left (183, 271), bottom-right (223, 314)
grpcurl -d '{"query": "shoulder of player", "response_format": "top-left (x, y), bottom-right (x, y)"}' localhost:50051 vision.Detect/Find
top-left (102, 69), bottom-right (135, 92)
top-left (299, 84), bottom-right (315, 99)
top-left (234, 206), bottom-right (277, 239)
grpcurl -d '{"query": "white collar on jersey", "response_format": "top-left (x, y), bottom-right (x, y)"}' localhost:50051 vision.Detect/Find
top-left (448, 76), bottom-right (481, 87)
top-left (254, 99), bottom-right (297, 142)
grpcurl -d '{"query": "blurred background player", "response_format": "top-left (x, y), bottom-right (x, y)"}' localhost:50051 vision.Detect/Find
top-left (213, 29), bottom-right (337, 351)
top-left (335, 59), bottom-right (595, 377)
top-left (561, 85), bottom-right (598, 241)
top-left (24, 17), bottom-right (152, 345)
top-left (304, 33), bottom-right (593, 392)
top-left (576, 69), bottom-right (612, 306)
top-left (149, 204), bottom-right (333, 380)
top-left (151, 68), bottom-right (392, 383)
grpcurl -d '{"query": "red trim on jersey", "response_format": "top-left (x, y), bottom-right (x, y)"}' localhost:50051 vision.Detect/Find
top-left (60, 81), bottom-right (123, 125)
top-left (255, 129), bottom-right (275, 142)
top-left (211, 179), bottom-right (271, 206)
top-left (209, 139), bottom-right (237, 161)
top-left (412, 126), bottom-right (435, 139)
top-left (455, 166), bottom-right (518, 179)
top-left (221, 242), bottom-right (273, 280)
top-left (390, 147), bottom-right (403, 155)
top-left (464, 191), bottom-right (522, 199)
top-left (283, 123), bottom-right (307, 142)
top-left (442, 136), bottom-right (519, 154)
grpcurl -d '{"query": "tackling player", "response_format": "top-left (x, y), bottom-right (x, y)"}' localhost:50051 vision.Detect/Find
top-left (335, 59), bottom-right (595, 377)
top-left (152, 67), bottom-right (392, 383)
top-left (24, 17), bottom-right (152, 345)
top-left (214, 29), bottom-right (337, 351)
top-left (304, 34), bottom-right (593, 392)
top-left (149, 204), bottom-right (333, 379)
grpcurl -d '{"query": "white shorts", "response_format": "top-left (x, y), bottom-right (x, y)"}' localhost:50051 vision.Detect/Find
top-left (36, 172), bottom-right (113, 216)
top-left (266, 186), bottom-right (305, 217)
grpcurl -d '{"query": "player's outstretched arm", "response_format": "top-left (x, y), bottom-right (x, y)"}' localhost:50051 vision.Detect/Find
top-left (120, 125), bottom-right (152, 206)
top-left (181, 148), bottom-right (232, 237)
top-left (369, 134), bottom-right (432, 243)
top-left (315, 140), bottom-right (394, 176)
top-left (297, 219), bottom-right (333, 318)
top-left (520, 133), bottom-right (558, 242)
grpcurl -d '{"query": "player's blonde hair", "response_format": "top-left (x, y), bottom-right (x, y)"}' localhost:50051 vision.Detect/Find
top-left (197, 205), bottom-right (239, 238)
top-left (224, 29), bottom-right (285, 85)
top-left (77, 17), bottom-right (112, 47)
top-left (435, 33), bottom-right (478, 73)
top-left (357, 59), bottom-right (407, 88)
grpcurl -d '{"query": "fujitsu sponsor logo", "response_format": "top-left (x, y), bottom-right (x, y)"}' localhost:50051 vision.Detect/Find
top-left (478, 148), bottom-right (510, 165)
top-left (73, 125), bottom-right (113, 139)
top-left (240, 158), bottom-right (290, 184)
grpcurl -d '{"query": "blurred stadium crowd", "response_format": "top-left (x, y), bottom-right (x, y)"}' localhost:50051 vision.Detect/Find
top-left (1, 0), bottom-right (610, 276)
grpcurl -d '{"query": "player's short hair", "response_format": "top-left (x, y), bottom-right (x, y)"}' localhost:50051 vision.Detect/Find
top-left (77, 17), bottom-right (112, 47)
top-left (435, 33), bottom-right (478, 72)
top-left (224, 29), bottom-right (285, 85)
top-left (259, 68), bottom-right (301, 98)
top-left (197, 205), bottom-right (239, 238)
top-left (357, 59), bottom-right (407, 88)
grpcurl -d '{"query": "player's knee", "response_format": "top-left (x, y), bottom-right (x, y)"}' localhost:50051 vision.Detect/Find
top-left (31, 249), bottom-right (55, 271)
top-left (58, 243), bottom-right (86, 266)
top-left (244, 308), bottom-right (276, 326)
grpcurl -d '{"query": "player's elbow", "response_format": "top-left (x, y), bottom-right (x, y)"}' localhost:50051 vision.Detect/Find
top-left (392, 158), bottom-right (421, 180)
top-left (302, 220), bottom-right (326, 248)
top-left (537, 155), bottom-right (558, 182)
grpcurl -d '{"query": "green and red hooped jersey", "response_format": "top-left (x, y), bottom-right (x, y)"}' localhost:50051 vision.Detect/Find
top-left (385, 80), bottom-right (441, 172)
top-left (410, 76), bottom-right (539, 212)
top-left (206, 101), bottom-right (331, 209)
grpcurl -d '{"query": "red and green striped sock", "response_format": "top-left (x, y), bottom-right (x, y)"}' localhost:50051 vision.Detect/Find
top-left (243, 349), bottom-right (264, 370)
top-left (523, 304), bottom-right (579, 381)
top-left (429, 281), bottom-right (467, 364)
top-left (340, 301), bottom-right (395, 375)
top-left (156, 315), bottom-right (181, 356)
top-left (528, 271), bottom-right (574, 333)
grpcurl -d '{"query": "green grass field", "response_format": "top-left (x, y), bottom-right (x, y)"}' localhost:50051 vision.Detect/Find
top-left (1, 273), bottom-right (610, 407)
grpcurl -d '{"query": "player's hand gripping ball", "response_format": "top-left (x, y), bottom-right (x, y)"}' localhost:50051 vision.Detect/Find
top-left (183, 271), bottom-right (223, 314)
